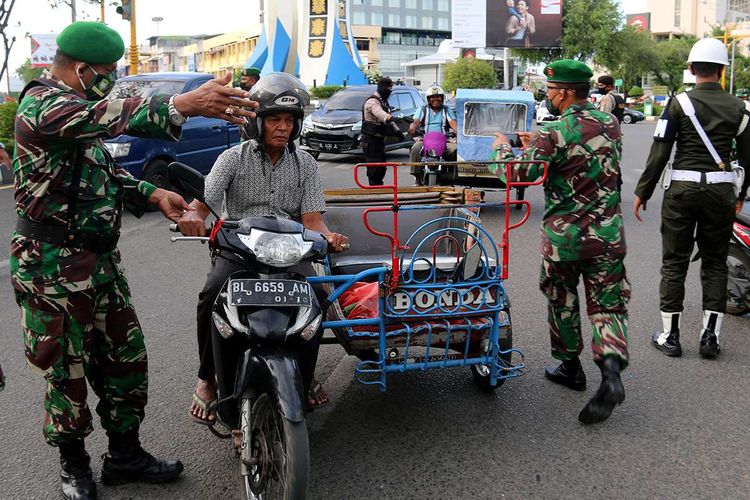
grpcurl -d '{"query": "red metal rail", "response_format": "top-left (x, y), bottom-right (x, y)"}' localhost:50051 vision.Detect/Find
top-left (352, 160), bottom-right (548, 284)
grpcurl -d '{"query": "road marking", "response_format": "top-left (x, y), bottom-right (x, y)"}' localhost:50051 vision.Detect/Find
top-left (0, 184), bottom-right (14, 190)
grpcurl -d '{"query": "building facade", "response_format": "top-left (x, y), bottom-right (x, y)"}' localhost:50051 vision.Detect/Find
top-left (647, 0), bottom-right (750, 40)
top-left (351, 0), bottom-right (452, 77)
top-left (178, 29), bottom-right (261, 77)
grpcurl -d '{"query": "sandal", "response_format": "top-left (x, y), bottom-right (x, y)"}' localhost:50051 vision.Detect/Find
top-left (189, 392), bottom-right (218, 426)
top-left (306, 379), bottom-right (329, 409)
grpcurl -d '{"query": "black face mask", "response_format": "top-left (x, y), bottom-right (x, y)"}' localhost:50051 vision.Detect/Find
top-left (598, 87), bottom-right (609, 95)
top-left (378, 84), bottom-right (392, 100)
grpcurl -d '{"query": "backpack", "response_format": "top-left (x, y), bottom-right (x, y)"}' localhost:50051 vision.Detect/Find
top-left (612, 94), bottom-right (625, 123)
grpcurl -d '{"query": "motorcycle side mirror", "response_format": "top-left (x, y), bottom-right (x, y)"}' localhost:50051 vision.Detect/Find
top-left (454, 242), bottom-right (483, 281)
top-left (168, 162), bottom-right (219, 219)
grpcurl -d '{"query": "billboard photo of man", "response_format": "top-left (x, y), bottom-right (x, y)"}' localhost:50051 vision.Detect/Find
top-left (487, 0), bottom-right (563, 49)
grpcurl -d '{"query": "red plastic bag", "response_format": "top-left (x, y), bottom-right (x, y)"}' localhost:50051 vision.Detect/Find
top-left (339, 282), bottom-right (379, 320)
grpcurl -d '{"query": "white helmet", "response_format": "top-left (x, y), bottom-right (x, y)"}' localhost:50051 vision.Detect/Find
top-left (426, 85), bottom-right (445, 99)
top-left (687, 37), bottom-right (729, 66)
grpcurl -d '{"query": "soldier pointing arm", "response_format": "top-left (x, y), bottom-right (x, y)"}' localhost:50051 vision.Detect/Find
top-left (9, 21), bottom-right (258, 500)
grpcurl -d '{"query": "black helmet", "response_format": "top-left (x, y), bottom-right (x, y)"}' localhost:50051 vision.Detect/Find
top-left (243, 72), bottom-right (310, 142)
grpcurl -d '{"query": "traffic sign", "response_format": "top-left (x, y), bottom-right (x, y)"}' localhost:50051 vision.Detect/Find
top-left (615, 78), bottom-right (623, 87)
top-left (652, 86), bottom-right (669, 96)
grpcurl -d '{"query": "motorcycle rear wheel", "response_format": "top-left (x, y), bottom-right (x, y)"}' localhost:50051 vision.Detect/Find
top-left (240, 394), bottom-right (310, 500)
top-left (726, 244), bottom-right (750, 316)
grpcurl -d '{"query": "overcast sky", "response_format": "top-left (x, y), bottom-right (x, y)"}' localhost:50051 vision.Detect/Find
top-left (1, 0), bottom-right (648, 80)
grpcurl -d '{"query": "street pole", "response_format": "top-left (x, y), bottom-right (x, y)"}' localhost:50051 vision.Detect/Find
top-left (71, 0), bottom-right (76, 22)
top-left (503, 47), bottom-right (510, 89)
top-left (129, 0), bottom-right (138, 75)
top-left (722, 27), bottom-right (729, 89)
top-left (100, 0), bottom-right (105, 22)
top-left (730, 40), bottom-right (737, 95)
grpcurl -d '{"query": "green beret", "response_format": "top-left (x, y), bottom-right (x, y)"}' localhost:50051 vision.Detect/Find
top-left (242, 67), bottom-right (261, 77)
top-left (56, 22), bottom-right (125, 64)
top-left (544, 59), bottom-right (593, 84)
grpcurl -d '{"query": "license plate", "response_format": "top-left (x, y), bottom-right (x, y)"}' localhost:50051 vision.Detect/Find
top-left (321, 142), bottom-right (339, 151)
top-left (229, 279), bottom-right (311, 307)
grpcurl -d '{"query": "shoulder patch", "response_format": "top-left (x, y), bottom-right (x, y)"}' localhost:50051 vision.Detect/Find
top-left (653, 104), bottom-right (677, 143)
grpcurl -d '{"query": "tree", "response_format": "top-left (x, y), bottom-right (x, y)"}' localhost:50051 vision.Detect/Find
top-left (628, 86), bottom-right (644, 98)
top-left (0, 0), bottom-right (17, 92)
top-left (361, 66), bottom-right (382, 84)
top-left (596, 26), bottom-right (659, 97)
top-left (512, 0), bottom-right (622, 64)
top-left (15, 58), bottom-right (43, 84)
top-left (443, 58), bottom-right (496, 93)
top-left (47, 0), bottom-right (120, 21)
top-left (652, 36), bottom-right (697, 96)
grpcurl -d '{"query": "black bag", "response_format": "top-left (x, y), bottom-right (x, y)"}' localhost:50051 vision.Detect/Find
top-left (612, 94), bottom-right (625, 123)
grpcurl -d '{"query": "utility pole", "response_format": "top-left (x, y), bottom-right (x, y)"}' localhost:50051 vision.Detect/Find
top-left (117, 0), bottom-right (137, 75)
top-left (100, 0), bottom-right (105, 22)
top-left (71, 0), bottom-right (76, 22)
top-left (129, 0), bottom-right (137, 75)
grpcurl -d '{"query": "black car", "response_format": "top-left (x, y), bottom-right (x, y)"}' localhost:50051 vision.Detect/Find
top-left (299, 84), bottom-right (425, 159)
top-left (622, 107), bottom-right (645, 124)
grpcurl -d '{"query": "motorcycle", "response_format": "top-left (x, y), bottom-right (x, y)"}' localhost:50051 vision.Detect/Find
top-left (727, 201), bottom-right (750, 315)
top-left (168, 162), bottom-right (327, 499)
top-left (420, 131), bottom-right (450, 186)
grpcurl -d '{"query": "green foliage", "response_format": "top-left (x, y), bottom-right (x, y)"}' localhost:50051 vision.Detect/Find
top-left (512, 0), bottom-right (622, 64)
top-left (628, 86), bottom-right (644, 98)
top-left (361, 66), bottom-right (382, 84)
top-left (310, 85), bottom-right (342, 99)
top-left (443, 58), bottom-right (496, 93)
top-left (0, 101), bottom-right (18, 151)
top-left (597, 26), bottom-right (659, 97)
top-left (652, 36), bottom-right (698, 96)
top-left (15, 59), bottom-right (44, 85)
top-left (728, 54), bottom-right (750, 93)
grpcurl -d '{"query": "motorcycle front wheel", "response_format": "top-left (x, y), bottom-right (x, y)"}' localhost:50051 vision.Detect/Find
top-left (240, 394), bottom-right (310, 500)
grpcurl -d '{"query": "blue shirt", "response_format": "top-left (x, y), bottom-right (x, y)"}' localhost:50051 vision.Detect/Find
top-left (414, 105), bottom-right (456, 133)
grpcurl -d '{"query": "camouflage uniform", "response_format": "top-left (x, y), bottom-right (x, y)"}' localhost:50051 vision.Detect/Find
top-left (490, 102), bottom-right (630, 367)
top-left (10, 71), bottom-right (180, 445)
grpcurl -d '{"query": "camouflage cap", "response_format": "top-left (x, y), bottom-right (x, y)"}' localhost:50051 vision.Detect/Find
top-left (242, 67), bottom-right (261, 77)
top-left (56, 22), bottom-right (125, 64)
top-left (544, 59), bottom-right (593, 84)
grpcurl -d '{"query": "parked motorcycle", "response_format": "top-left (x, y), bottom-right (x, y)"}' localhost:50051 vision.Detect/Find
top-left (168, 162), bottom-right (327, 499)
top-left (727, 201), bottom-right (750, 315)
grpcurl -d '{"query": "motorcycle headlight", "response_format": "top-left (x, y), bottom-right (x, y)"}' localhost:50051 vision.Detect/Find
top-left (352, 120), bottom-right (362, 132)
top-left (103, 142), bottom-right (131, 158)
top-left (237, 229), bottom-right (313, 267)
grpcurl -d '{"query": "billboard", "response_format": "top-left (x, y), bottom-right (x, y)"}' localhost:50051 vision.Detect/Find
top-left (30, 34), bottom-right (58, 68)
top-left (487, 0), bottom-right (563, 48)
top-left (626, 13), bottom-right (651, 32)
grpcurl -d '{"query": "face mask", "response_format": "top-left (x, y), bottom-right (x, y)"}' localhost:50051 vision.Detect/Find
top-left (598, 87), bottom-right (609, 95)
top-left (545, 93), bottom-right (562, 116)
top-left (78, 64), bottom-right (117, 100)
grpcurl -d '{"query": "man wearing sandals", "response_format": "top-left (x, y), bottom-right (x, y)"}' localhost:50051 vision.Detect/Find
top-left (177, 73), bottom-right (349, 425)
top-left (9, 22), bottom-right (258, 500)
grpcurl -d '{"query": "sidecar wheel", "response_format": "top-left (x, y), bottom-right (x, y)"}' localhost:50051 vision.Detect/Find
top-left (471, 325), bottom-right (513, 392)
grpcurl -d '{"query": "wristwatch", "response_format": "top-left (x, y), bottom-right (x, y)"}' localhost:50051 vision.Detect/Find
top-left (168, 95), bottom-right (188, 126)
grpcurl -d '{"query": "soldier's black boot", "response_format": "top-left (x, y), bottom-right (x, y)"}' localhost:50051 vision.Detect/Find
top-left (651, 311), bottom-right (682, 357)
top-left (101, 430), bottom-right (184, 485)
top-left (578, 357), bottom-right (625, 425)
top-left (699, 310), bottom-right (723, 359)
top-left (59, 439), bottom-right (97, 500)
top-left (544, 357), bottom-right (586, 391)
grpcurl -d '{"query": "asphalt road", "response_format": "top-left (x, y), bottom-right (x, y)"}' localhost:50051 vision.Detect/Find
top-left (1, 122), bottom-right (749, 499)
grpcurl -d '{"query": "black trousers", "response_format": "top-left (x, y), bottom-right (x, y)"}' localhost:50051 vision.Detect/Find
top-left (361, 135), bottom-right (387, 186)
top-left (196, 255), bottom-right (325, 392)
top-left (660, 182), bottom-right (736, 312)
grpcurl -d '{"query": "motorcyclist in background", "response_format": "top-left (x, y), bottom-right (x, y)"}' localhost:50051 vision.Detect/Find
top-left (408, 85), bottom-right (458, 185)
